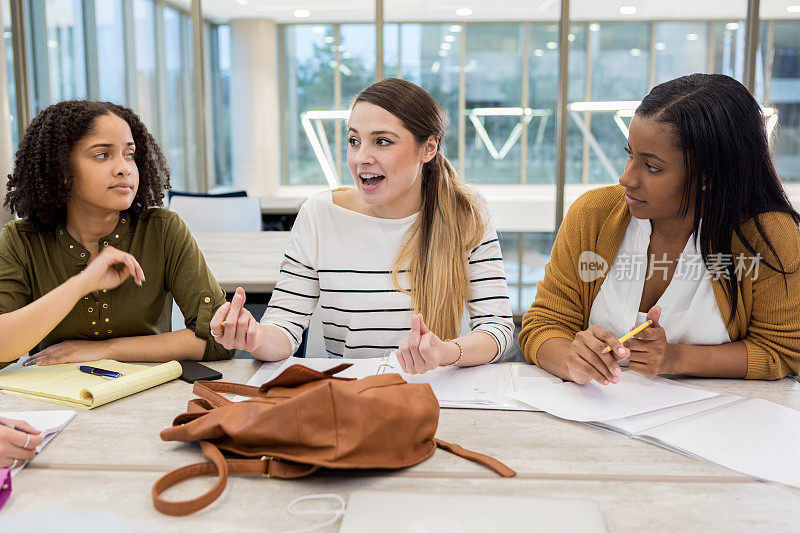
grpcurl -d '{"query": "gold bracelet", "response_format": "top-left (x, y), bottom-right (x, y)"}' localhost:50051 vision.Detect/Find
top-left (439, 339), bottom-right (463, 367)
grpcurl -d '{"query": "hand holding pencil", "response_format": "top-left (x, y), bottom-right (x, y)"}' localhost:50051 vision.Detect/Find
top-left (562, 305), bottom-right (665, 386)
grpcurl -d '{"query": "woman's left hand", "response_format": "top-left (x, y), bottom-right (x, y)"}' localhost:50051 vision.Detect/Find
top-left (23, 340), bottom-right (105, 366)
top-left (625, 306), bottom-right (673, 378)
top-left (396, 314), bottom-right (457, 374)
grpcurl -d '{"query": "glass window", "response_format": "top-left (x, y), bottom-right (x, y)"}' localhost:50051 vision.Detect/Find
top-left (398, 23), bottom-right (462, 168)
top-left (133, 0), bottom-right (158, 135)
top-left (95, 0), bottom-right (126, 103)
top-left (464, 24), bottom-right (524, 184)
top-left (45, 0), bottom-right (86, 103)
top-left (2, 0), bottom-right (16, 148)
top-left (654, 22), bottom-right (709, 85)
top-left (337, 24), bottom-right (376, 181)
top-left (211, 24), bottom-right (231, 187)
top-left (765, 20), bottom-right (800, 182)
top-left (283, 24), bottom-right (336, 185)
top-left (162, 6), bottom-right (190, 190)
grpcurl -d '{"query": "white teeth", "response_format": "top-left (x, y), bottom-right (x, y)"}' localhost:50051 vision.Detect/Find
top-left (360, 173), bottom-right (380, 179)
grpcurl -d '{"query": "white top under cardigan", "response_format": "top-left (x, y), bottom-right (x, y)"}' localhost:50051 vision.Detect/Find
top-left (261, 191), bottom-right (515, 360)
top-left (588, 216), bottom-right (731, 345)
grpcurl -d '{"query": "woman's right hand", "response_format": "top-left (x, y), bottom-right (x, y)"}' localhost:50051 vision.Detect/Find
top-left (564, 325), bottom-right (629, 385)
top-left (209, 287), bottom-right (266, 352)
top-left (75, 246), bottom-right (145, 293)
top-left (0, 418), bottom-right (43, 468)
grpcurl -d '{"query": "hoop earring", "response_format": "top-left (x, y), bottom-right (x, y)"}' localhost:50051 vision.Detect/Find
top-left (701, 184), bottom-right (707, 191)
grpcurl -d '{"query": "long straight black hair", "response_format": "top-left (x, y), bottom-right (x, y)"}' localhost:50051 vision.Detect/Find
top-left (636, 73), bottom-right (800, 322)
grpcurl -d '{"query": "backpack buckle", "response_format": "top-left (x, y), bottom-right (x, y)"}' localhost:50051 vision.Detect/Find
top-left (260, 456), bottom-right (273, 478)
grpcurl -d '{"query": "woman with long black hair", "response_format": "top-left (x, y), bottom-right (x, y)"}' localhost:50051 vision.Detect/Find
top-left (521, 73), bottom-right (800, 384)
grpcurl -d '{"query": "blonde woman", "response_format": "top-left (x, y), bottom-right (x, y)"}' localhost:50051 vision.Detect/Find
top-left (211, 78), bottom-right (513, 374)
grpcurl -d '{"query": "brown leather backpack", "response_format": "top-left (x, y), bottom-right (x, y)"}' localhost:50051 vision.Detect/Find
top-left (152, 363), bottom-right (516, 516)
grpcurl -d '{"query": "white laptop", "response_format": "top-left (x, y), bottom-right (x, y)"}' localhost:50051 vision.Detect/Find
top-left (339, 490), bottom-right (607, 533)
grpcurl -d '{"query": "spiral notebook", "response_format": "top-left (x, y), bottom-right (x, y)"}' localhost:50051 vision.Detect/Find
top-left (0, 360), bottom-right (182, 409)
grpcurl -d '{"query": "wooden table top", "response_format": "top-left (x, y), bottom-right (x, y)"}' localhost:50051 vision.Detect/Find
top-left (3, 360), bottom-right (799, 531)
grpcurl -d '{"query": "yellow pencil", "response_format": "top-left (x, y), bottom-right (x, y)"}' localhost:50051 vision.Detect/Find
top-left (601, 320), bottom-right (653, 353)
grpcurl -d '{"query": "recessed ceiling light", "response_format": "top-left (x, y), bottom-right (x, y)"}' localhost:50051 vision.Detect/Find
top-left (441, 42), bottom-right (452, 50)
top-left (546, 41), bottom-right (558, 49)
top-left (686, 33), bottom-right (699, 41)
top-left (619, 6), bottom-right (637, 15)
top-left (431, 61), bottom-right (440, 73)
top-left (788, 6), bottom-right (800, 13)
top-left (293, 9), bottom-right (310, 18)
top-left (444, 35), bottom-right (455, 42)
top-left (629, 48), bottom-right (642, 56)
top-left (589, 23), bottom-right (600, 32)
top-left (323, 36), bottom-right (334, 44)
top-left (456, 7), bottom-right (473, 16)
top-left (449, 25), bottom-right (463, 32)
top-left (533, 49), bottom-right (544, 56)
top-left (568, 33), bottom-right (575, 42)
top-left (654, 42), bottom-right (667, 51)
top-left (312, 26), bottom-right (325, 34)
top-left (438, 49), bottom-right (448, 57)
top-left (725, 22), bottom-right (740, 30)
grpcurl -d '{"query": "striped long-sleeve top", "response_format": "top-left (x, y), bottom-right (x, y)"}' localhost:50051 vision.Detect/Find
top-left (261, 191), bottom-right (514, 360)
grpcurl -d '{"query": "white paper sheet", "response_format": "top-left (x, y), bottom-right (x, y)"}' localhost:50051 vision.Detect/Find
top-left (0, 410), bottom-right (76, 476)
top-left (637, 398), bottom-right (800, 488)
top-left (243, 357), bottom-right (559, 410)
top-left (508, 371), bottom-right (720, 422)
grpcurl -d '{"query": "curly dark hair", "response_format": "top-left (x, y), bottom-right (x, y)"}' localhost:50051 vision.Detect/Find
top-left (4, 100), bottom-right (170, 228)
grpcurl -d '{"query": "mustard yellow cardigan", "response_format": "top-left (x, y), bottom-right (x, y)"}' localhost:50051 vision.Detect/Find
top-left (519, 185), bottom-right (800, 380)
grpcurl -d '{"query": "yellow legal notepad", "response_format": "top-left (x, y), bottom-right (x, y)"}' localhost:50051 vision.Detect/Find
top-left (0, 360), bottom-right (182, 409)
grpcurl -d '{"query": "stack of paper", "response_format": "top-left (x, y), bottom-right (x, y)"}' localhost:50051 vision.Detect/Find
top-left (0, 410), bottom-right (76, 476)
top-left (509, 371), bottom-right (800, 489)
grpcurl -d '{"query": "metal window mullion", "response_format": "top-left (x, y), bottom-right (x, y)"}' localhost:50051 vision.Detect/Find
top-left (764, 20), bottom-right (774, 104)
top-left (10, 0), bottom-right (31, 136)
top-left (82, 0), bottom-right (99, 99)
top-left (375, 0), bottom-right (383, 81)
top-left (519, 23), bottom-right (529, 185)
top-left (27, 0), bottom-right (49, 112)
top-left (279, 24), bottom-right (289, 185)
top-left (457, 24), bottom-right (466, 178)
top-left (334, 24), bottom-right (342, 183)
top-left (648, 21), bottom-right (656, 90)
top-left (122, 0), bottom-right (136, 106)
top-left (706, 22), bottom-right (715, 73)
top-left (396, 22), bottom-right (401, 79)
top-left (190, 0), bottom-right (207, 193)
top-left (554, 0), bottom-right (570, 229)
top-left (743, 0), bottom-right (761, 93)
top-left (154, 1), bottom-right (167, 144)
top-left (180, 11), bottom-right (194, 190)
top-left (581, 21), bottom-right (593, 185)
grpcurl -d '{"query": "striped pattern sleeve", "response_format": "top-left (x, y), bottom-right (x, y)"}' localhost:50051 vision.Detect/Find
top-left (467, 216), bottom-right (514, 362)
top-left (260, 203), bottom-right (320, 354)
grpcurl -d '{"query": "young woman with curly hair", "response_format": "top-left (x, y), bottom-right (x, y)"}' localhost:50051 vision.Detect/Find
top-left (0, 100), bottom-right (233, 372)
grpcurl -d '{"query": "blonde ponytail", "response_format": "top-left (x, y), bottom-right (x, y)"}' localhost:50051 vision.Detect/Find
top-left (391, 152), bottom-right (484, 340)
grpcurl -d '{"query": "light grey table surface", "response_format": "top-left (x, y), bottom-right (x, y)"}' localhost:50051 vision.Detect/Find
top-left (2, 361), bottom-right (799, 532)
top-left (193, 232), bottom-right (291, 293)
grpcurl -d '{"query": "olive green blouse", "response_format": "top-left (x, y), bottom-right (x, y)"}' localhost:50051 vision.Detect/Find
top-left (0, 208), bottom-right (233, 361)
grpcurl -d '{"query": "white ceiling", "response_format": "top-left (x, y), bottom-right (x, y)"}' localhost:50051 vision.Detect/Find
top-left (192, 0), bottom-right (800, 24)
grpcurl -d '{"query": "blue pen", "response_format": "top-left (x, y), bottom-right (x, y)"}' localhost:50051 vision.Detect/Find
top-left (78, 366), bottom-right (122, 379)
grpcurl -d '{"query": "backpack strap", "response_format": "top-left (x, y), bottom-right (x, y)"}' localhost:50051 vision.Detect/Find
top-left (192, 381), bottom-right (262, 407)
top-left (152, 441), bottom-right (319, 516)
top-left (435, 438), bottom-right (516, 478)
